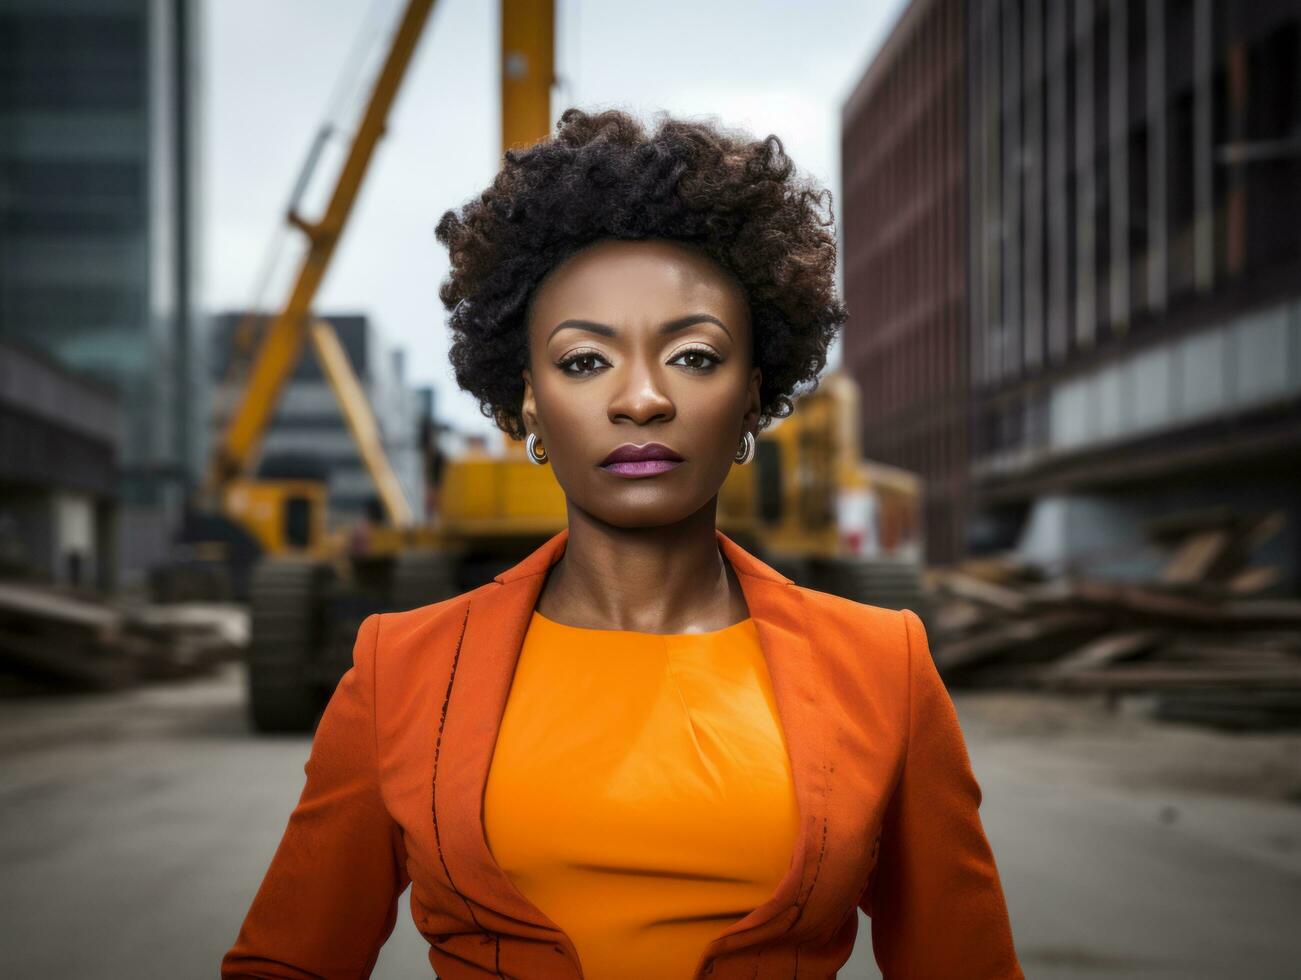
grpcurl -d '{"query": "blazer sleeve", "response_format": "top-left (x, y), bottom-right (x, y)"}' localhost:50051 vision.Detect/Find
top-left (860, 608), bottom-right (1023, 979)
top-left (222, 613), bottom-right (411, 980)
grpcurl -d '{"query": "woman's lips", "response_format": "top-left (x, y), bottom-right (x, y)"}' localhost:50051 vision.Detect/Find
top-left (600, 459), bottom-right (683, 478)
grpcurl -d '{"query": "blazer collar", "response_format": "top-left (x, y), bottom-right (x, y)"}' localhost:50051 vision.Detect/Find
top-left (433, 526), bottom-right (827, 957)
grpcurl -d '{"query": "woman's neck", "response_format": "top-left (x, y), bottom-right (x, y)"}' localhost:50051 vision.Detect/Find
top-left (534, 503), bottom-right (750, 634)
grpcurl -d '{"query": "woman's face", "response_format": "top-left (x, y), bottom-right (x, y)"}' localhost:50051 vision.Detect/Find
top-left (522, 238), bottom-right (761, 529)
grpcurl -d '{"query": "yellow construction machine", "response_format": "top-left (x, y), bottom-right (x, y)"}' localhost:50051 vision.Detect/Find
top-left (727, 371), bottom-right (927, 614)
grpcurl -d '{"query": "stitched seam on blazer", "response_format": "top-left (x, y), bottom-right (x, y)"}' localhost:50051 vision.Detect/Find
top-left (792, 770), bottom-right (829, 967)
top-left (805, 808), bottom-right (829, 903)
top-left (431, 600), bottom-right (495, 956)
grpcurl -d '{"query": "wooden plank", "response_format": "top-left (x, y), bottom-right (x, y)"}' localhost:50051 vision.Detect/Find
top-left (1043, 629), bottom-right (1165, 678)
top-left (1226, 566), bottom-right (1282, 595)
top-left (1159, 529), bottom-right (1232, 585)
top-left (931, 570), bottom-right (1031, 614)
top-left (1197, 510), bottom-right (1288, 586)
top-left (1070, 580), bottom-right (1225, 623)
top-left (0, 583), bottom-right (121, 633)
top-left (929, 599), bottom-right (991, 639)
top-left (953, 554), bottom-right (1041, 586)
top-left (934, 611), bottom-right (1106, 672)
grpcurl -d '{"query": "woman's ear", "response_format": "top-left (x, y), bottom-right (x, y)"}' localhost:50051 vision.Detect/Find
top-left (521, 368), bottom-right (537, 431)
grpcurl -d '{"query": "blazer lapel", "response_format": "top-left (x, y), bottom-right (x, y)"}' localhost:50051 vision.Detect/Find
top-left (432, 526), bottom-right (828, 954)
top-left (431, 536), bottom-right (566, 939)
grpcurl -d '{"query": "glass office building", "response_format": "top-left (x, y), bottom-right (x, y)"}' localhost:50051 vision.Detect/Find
top-left (0, 0), bottom-right (201, 583)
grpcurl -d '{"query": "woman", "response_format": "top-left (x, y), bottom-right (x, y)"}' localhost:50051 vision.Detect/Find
top-left (222, 108), bottom-right (1022, 979)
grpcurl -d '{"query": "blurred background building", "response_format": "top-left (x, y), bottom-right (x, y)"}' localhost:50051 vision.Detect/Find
top-left (842, 0), bottom-right (1301, 592)
top-left (841, 0), bottom-right (967, 565)
top-left (0, 340), bottom-right (121, 590)
top-left (0, 0), bottom-right (203, 585)
top-left (209, 312), bottom-right (427, 531)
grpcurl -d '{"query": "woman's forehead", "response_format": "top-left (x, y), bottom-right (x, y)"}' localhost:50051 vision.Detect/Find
top-left (530, 239), bottom-right (748, 324)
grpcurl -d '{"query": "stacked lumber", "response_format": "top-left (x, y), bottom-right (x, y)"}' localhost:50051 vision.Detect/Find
top-left (0, 582), bottom-right (246, 692)
top-left (125, 603), bottom-right (249, 679)
top-left (0, 583), bottom-right (133, 691)
top-left (927, 508), bottom-right (1301, 731)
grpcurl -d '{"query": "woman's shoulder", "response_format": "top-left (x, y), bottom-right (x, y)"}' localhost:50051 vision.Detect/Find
top-left (787, 581), bottom-right (919, 685)
top-left (789, 580), bottom-right (912, 639)
top-left (366, 580), bottom-right (494, 667)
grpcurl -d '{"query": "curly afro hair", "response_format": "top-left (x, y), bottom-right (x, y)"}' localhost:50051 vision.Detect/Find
top-left (434, 107), bottom-right (847, 441)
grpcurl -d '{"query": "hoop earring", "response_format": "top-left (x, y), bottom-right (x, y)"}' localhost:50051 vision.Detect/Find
top-left (734, 430), bottom-right (755, 465)
top-left (525, 432), bottom-right (548, 465)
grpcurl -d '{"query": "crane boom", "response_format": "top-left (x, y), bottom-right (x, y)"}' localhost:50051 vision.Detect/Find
top-left (205, 0), bottom-right (437, 502)
top-left (501, 0), bottom-right (556, 153)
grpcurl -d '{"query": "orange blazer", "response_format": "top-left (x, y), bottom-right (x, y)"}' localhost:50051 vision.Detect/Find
top-left (222, 528), bottom-right (1023, 979)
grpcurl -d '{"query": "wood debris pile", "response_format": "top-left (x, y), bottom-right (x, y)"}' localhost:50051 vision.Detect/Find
top-left (926, 508), bottom-right (1301, 731)
top-left (0, 582), bottom-right (246, 693)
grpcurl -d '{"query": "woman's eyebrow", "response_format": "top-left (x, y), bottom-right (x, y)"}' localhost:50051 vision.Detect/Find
top-left (547, 314), bottom-right (732, 343)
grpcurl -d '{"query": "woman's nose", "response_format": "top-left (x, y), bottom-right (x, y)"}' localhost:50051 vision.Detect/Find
top-left (607, 359), bottom-right (675, 424)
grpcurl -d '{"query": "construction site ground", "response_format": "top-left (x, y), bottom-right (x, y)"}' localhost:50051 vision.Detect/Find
top-left (1, 665), bottom-right (1297, 980)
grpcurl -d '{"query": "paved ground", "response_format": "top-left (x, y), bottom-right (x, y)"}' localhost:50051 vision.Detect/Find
top-left (1, 662), bottom-right (1298, 979)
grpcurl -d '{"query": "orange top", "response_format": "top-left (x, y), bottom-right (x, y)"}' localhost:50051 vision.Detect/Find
top-left (483, 609), bottom-right (800, 980)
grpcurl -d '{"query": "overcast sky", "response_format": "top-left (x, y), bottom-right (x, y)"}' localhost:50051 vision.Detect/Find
top-left (203, 0), bottom-right (906, 443)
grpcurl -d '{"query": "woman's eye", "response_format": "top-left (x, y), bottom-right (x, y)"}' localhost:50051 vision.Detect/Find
top-left (671, 347), bottom-right (722, 371)
top-left (557, 351), bottom-right (607, 376)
